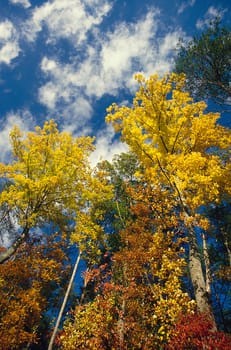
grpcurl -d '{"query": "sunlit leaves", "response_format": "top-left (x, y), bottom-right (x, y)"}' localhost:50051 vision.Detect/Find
top-left (0, 120), bottom-right (95, 228)
top-left (106, 73), bottom-right (231, 211)
top-left (0, 120), bottom-right (112, 264)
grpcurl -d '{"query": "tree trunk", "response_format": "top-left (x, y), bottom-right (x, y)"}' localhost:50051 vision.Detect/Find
top-left (118, 298), bottom-right (125, 350)
top-left (202, 232), bottom-right (212, 295)
top-left (188, 227), bottom-right (216, 329)
top-left (48, 251), bottom-right (82, 350)
top-left (223, 231), bottom-right (231, 267)
top-left (188, 229), bottom-right (210, 314)
top-left (0, 226), bottom-right (29, 263)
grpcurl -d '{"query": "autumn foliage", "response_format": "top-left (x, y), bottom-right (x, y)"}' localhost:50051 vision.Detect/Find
top-left (0, 233), bottom-right (69, 350)
top-left (106, 72), bottom-right (231, 318)
top-left (61, 184), bottom-right (195, 349)
top-left (166, 313), bottom-right (231, 350)
top-left (0, 72), bottom-right (230, 349)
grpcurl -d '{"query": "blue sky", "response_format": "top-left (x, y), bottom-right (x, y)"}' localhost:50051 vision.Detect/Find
top-left (0, 0), bottom-right (230, 164)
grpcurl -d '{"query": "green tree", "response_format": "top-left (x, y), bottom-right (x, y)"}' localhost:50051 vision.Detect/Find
top-left (174, 19), bottom-right (231, 109)
top-left (95, 152), bottom-right (140, 250)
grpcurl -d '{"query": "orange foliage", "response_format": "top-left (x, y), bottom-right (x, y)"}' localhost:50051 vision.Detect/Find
top-left (61, 184), bottom-right (195, 349)
top-left (0, 233), bottom-right (69, 350)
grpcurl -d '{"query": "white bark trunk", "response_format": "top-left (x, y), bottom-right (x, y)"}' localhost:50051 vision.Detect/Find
top-left (48, 251), bottom-right (82, 350)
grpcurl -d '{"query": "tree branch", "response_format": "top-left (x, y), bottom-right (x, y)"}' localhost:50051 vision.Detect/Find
top-left (0, 226), bottom-right (30, 263)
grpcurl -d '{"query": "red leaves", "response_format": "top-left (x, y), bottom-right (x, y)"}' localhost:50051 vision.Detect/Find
top-left (166, 313), bottom-right (231, 350)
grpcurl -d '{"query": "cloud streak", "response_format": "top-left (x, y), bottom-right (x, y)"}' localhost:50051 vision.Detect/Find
top-left (9, 0), bottom-right (31, 8)
top-left (196, 6), bottom-right (226, 29)
top-left (177, 0), bottom-right (196, 15)
top-left (0, 20), bottom-right (20, 65)
top-left (25, 0), bottom-right (112, 43)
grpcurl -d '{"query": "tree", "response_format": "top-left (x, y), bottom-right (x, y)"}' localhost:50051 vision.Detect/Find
top-left (93, 152), bottom-right (141, 252)
top-left (106, 72), bottom-right (231, 323)
top-left (60, 183), bottom-right (195, 350)
top-left (0, 233), bottom-right (69, 350)
top-left (0, 120), bottom-right (112, 348)
top-left (0, 119), bottom-right (110, 263)
top-left (174, 19), bottom-right (231, 109)
top-left (205, 201), bottom-right (231, 331)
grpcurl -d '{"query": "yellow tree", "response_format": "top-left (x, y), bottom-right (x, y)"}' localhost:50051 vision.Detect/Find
top-left (0, 120), bottom-right (112, 347)
top-left (0, 119), bottom-right (110, 263)
top-left (106, 73), bottom-right (231, 321)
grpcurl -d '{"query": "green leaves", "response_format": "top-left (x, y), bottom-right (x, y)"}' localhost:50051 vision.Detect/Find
top-left (174, 19), bottom-right (231, 107)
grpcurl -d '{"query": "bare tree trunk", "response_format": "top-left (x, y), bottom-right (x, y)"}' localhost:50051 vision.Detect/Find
top-left (118, 298), bottom-right (125, 350)
top-left (223, 231), bottom-right (231, 267)
top-left (188, 228), bottom-right (210, 314)
top-left (188, 227), bottom-right (216, 329)
top-left (202, 233), bottom-right (212, 295)
top-left (0, 226), bottom-right (29, 263)
top-left (48, 251), bottom-right (82, 350)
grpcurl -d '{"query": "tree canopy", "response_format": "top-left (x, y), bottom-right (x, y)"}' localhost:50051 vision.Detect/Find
top-left (0, 74), bottom-right (231, 349)
top-left (174, 19), bottom-right (231, 109)
top-left (106, 71), bottom-right (231, 320)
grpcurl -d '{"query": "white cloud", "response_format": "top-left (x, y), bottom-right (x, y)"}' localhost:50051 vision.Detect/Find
top-left (39, 57), bottom-right (93, 131)
top-left (0, 111), bottom-right (35, 163)
top-left (9, 0), bottom-right (31, 8)
top-left (196, 6), bottom-right (226, 29)
top-left (178, 0), bottom-right (196, 15)
top-left (25, 0), bottom-right (112, 43)
top-left (39, 57), bottom-right (73, 110)
top-left (73, 10), bottom-right (182, 97)
top-left (0, 20), bottom-right (20, 64)
top-left (38, 12), bottom-right (151, 104)
top-left (153, 29), bottom-right (188, 74)
top-left (89, 124), bottom-right (128, 167)
top-left (98, 11), bottom-right (158, 94)
top-left (39, 81), bottom-right (59, 110)
top-left (37, 8), bottom-right (186, 137)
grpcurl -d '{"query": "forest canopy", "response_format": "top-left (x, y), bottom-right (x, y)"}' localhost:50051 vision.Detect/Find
top-left (0, 71), bottom-right (231, 349)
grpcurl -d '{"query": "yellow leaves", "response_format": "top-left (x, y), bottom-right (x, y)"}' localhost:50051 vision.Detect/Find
top-left (61, 297), bottom-right (117, 350)
top-left (167, 152), bottom-right (224, 209)
top-left (0, 276), bottom-right (3, 286)
top-left (0, 119), bottom-right (110, 237)
top-left (106, 72), bottom-right (231, 213)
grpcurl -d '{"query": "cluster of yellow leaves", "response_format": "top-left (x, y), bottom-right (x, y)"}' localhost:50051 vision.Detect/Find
top-left (106, 73), bottom-right (231, 212)
top-left (61, 297), bottom-right (119, 350)
top-left (115, 228), bottom-right (195, 347)
top-left (0, 120), bottom-right (112, 264)
top-left (0, 120), bottom-right (96, 227)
